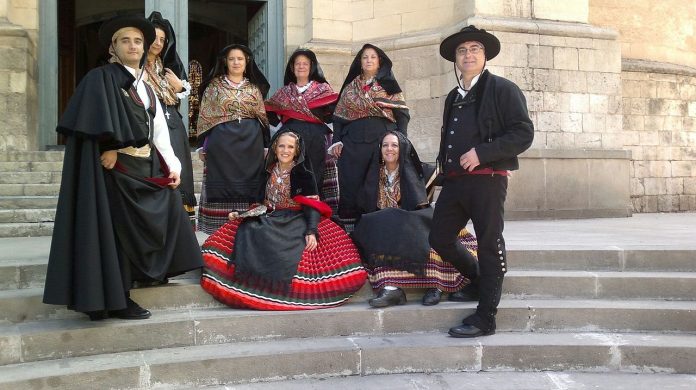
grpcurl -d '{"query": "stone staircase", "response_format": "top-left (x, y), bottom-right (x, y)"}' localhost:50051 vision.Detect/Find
top-left (0, 240), bottom-right (695, 388)
top-left (0, 150), bottom-right (203, 238)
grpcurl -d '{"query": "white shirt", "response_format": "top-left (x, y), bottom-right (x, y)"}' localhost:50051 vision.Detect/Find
top-left (457, 73), bottom-right (481, 99)
top-left (123, 65), bottom-right (182, 175)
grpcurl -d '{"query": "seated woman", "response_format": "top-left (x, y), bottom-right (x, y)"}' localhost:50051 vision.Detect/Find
top-left (200, 130), bottom-right (367, 310)
top-left (352, 131), bottom-right (478, 307)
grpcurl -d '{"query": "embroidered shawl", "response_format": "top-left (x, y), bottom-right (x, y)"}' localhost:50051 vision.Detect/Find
top-left (197, 76), bottom-right (269, 136)
top-left (377, 167), bottom-right (401, 209)
top-left (333, 76), bottom-right (408, 123)
top-left (144, 57), bottom-right (178, 106)
top-left (264, 163), bottom-right (299, 210)
top-left (265, 82), bottom-right (338, 124)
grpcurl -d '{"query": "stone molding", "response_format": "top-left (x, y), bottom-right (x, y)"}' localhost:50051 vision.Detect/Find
top-left (623, 59), bottom-right (696, 78)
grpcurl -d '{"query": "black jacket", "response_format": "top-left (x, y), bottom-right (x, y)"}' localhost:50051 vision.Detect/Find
top-left (437, 70), bottom-right (534, 172)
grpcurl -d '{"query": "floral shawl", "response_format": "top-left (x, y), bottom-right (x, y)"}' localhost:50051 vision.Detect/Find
top-left (264, 163), bottom-right (299, 210)
top-left (144, 56), bottom-right (178, 106)
top-left (197, 76), bottom-right (269, 136)
top-left (377, 166), bottom-right (401, 209)
top-left (265, 82), bottom-right (338, 124)
top-left (333, 76), bottom-right (408, 123)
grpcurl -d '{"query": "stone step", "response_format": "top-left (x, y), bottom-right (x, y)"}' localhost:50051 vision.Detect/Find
top-left (0, 223), bottom-right (53, 238)
top-left (214, 372), bottom-right (696, 390)
top-left (0, 172), bottom-right (62, 185)
top-left (1, 299), bottom-right (694, 366)
top-left (3, 270), bottom-right (696, 323)
top-left (0, 161), bottom-right (63, 172)
top-left (0, 196), bottom-right (58, 209)
top-left (1, 331), bottom-right (694, 389)
top-left (0, 151), bottom-right (64, 162)
top-left (0, 209), bottom-right (55, 224)
top-left (0, 184), bottom-right (60, 196)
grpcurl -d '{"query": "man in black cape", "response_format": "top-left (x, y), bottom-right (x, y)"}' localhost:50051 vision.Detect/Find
top-left (43, 15), bottom-right (203, 320)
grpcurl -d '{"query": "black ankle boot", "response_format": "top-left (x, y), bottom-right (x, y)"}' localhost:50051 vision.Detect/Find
top-left (368, 288), bottom-right (406, 308)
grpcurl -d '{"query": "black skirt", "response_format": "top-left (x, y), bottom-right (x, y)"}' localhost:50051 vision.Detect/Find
top-left (164, 104), bottom-right (196, 208)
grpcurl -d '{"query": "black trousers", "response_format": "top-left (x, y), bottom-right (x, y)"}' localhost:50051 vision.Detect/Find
top-left (429, 174), bottom-right (508, 332)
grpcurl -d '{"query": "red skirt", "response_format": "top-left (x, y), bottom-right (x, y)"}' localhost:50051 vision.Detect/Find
top-left (201, 217), bottom-right (367, 310)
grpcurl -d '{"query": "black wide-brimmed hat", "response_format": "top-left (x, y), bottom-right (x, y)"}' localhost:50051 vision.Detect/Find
top-left (439, 25), bottom-right (500, 62)
top-left (98, 15), bottom-right (156, 48)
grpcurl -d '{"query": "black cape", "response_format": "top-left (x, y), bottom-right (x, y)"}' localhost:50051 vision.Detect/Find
top-left (44, 63), bottom-right (202, 313)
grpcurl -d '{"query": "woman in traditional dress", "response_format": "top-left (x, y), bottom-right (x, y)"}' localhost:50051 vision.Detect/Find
top-left (352, 131), bottom-right (478, 307)
top-left (200, 130), bottom-right (367, 310)
top-left (145, 11), bottom-right (196, 225)
top-left (265, 48), bottom-right (339, 195)
top-left (196, 44), bottom-right (270, 234)
top-left (329, 44), bottom-right (410, 225)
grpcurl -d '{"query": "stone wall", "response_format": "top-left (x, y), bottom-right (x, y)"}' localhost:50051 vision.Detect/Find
top-left (0, 0), bottom-right (37, 152)
top-left (622, 61), bottom-right (696, 212)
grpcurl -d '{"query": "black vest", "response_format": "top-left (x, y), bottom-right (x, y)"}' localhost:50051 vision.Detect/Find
top-left (443, 91), bottom-right (482, 175)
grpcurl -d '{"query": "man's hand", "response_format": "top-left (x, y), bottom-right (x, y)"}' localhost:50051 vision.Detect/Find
top-left (100, 150), bottom-right (117, 170)
top-left (198, 149), bottom-right (206, 162)
top-left (459, 148), bottom-right (480, 172)
top-left (168, 171), bottom-right (181, 188)
top-left (329, 143), bottom-right (342, 158)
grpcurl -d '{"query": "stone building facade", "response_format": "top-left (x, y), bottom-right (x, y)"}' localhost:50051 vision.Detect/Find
top-left (1, 0), bottom-right (694, 216)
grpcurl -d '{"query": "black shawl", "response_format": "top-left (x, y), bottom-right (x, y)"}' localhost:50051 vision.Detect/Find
top-left (339, 44), bottom-right (403, 97)
top-left (147, 11), bottom-right (186, 80)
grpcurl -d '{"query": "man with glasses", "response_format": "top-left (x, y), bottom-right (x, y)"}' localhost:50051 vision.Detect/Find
top-left (429, 25), bottom-right (534, 337)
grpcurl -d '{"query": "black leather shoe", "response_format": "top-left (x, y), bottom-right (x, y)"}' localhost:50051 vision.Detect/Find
top-left (86, 310), bottom-right (108, 321)
top-left (448, 289), bottom-right (479, 302)
top-left (448, 324), bottom-right (495, 338)
top-left (368, 288), bottom-right (406, 308)
top-left (109, 298), bottom-right (151, 320)
top-left (422, 288), bottom-right (442, 306)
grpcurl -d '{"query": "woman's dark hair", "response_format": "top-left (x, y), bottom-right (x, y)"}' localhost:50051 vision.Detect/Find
top-left (200, 44), bottom-right (270, 99)
top-left (283, 49), bottom-right (327, 85)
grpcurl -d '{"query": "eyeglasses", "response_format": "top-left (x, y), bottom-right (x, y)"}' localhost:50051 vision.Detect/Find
top-left (456, 46), bottom-right (484, 56)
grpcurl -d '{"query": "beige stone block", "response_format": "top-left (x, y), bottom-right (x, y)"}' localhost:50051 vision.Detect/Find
top-left (285, 6), bottom-right (307, 27)
top-left (560, 112), bottom-right (582, 133)
top-left (621, 71), bottom-right (648, 81)
top-left (536, 111), bottom-right (561, 132)
top-left (688, 102), bottom-right (696, 117)
top-left (643, 145), bottom-right (672, 161)
top-left (313, 19), bottom-right (352, 41)
top-left (539, 35), bottom-right (566, 47)
top-left (679, 83), bottom-right (696, 101)
top-left (639, 80), bottom-right (658, 98)
top-left (401, 6), bottom-right (453, 33)
top-left (533, 69), bottom-right (560, 92)
top-left (639, 131), bottom-right (659, 146)
top-left (672, 161), bottom-right (696, 177)
top-left (542, 91), bottom-right (568, 112)
top-left (644, 116), bottom-right (664, 131)
top-left (607, 96), bottom-right (622, 115)
top-left (657, 195), bottom-right (680, 212)
top-left (558, 70), bottom-right (586, 93)
top-left (586, 72), bottom-right (621, 95)
top-left (631, 178), bottom-right (644, 196)
top-left (667, 177), bottom-right (684, 194)
top-left (605, 114), bottom-right (622, 133)
top-left (623, 115), bottom-right (643, 132)
top-left (491, 43), bottom-right (528, 67)
top-left (404, 78), bottom-right (431, 100)
top-left (648, 73), bottom-right (678, 83)
top-left (679, 195), bottom-right (696, 211)
top-left (632, 161), bottom-right (649, 179)
top-left (526, 90), bottom-right (544, 112)
top-left (531, 131), bottom-right (547, 149)
top-left (534, 0), bottom-right (588, 23)
top-left (575, 132), bottom-right (601, 148)
top-left (546, 159), bottom-right (588, 209)
top-left (589, 94), bottom-right (608, 113)
top-left (505, 67), bottom-right (533, 91)
top-left (582, 113), bottom-right (606, 133)
top-left (627, 146), bottom-right (643, 161)
top-left (495, 31), bottom-right (539, 45)
top-left (624, 97), bottom-right (647, 115)
top-left (312, 0), bottom-right (334, 19)
top-left (429, 73), bottom-right (455, 98)
top-left (684, 117), bottom-right (696, 132)
top-left (656, 81), bottom-right (680, 100)
top-left (9, 72), bottom-right (25, 93)
top-left (602, 133), bottom-right (623, 149)
top-left (578, 48), bottom-right (617, 73)
top-left (350, 0), bottom-right (376, 21)
top-left (671, 132), bottom-right (690, 146)
top-left (622, 131), bottom-right (640, 146)
top-left (568, 93), bottom-right (589, 113)
top-left (553, 47), bottom-right (578, 70)
top-left (546, 132), bottom-right (574, 149)
top-left (649, 160), bottom-right (672, 177)
top-left (528, 45), bottom-right (553, 69)
top-left (663, 116), bottom-right (683, 132)
top-left (621, 80), bottom-right (643, 99)
top-left (373, 0), bottom-right (425, 16)
top-left (684, 177), bottom-right (696, 194)
top-left (643, 177), bottom-right (667, 195)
